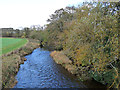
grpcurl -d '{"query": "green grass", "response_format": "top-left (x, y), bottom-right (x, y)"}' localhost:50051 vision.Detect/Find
top-left (0, 38), bottom-right (28, 55)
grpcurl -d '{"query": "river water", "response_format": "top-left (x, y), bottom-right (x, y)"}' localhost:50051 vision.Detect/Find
top-left (14, 48), bottom-right (87, 88)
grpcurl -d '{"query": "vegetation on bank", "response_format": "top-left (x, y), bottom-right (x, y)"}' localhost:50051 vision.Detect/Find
top-left (2, 39), bottom-right (40, 88)
top-left (50, 51), bottom-right (78, 75)
top-left (0, 38), bottom-right (27, 55)
top-left (34, 2), bottom-right (119, 88)
top-left (2, 54), bottom-right (20, 88)
top-left (33, 2), bottom-right (119, 88)
top-left (1, 1), bottom-right (119, 89)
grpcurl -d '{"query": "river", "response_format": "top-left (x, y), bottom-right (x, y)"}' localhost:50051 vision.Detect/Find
top-left (14, 48), bottom-right (87, 88)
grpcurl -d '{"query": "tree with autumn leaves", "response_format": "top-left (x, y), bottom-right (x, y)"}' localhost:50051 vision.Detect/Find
top-left (28, 1), bottom-right (120, 88)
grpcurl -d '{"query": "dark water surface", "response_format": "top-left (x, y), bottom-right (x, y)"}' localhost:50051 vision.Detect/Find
top-left (14, 48), bottom-right (86, 88)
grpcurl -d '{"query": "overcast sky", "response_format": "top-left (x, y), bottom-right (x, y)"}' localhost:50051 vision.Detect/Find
top-left (0, 0), bottom-right (85, 29)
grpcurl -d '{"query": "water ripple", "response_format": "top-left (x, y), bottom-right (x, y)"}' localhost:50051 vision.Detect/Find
top-left (14, 48), bottom-right (86, 88)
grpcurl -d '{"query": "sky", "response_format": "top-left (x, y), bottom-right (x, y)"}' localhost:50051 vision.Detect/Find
top-left (0, 0), bottom-right (85, 29)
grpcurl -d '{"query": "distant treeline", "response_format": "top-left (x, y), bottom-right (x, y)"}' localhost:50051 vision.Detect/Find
top-left (1, 2), bottom-right (120, 88)
top-left (1, 28), bottom-right (24, 37)
top-left (0, 25), bottom-right (44, 38)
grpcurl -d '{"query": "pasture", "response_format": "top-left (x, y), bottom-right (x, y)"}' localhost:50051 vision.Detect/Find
top-left (0, 38), bottom-right (28, 55)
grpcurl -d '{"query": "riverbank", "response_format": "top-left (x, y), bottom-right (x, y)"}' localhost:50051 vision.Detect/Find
top-left (50, 51), bottom-right (107, 88)
top-left (2, 39), bottom-right (40, 88)
top-left (50, 51), bottom-right (77, 75)
top-left (50, 51), bottom-right (91, 80)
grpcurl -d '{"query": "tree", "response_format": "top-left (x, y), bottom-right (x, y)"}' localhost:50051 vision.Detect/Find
top-left (23, 27), bottom-right (30, 38)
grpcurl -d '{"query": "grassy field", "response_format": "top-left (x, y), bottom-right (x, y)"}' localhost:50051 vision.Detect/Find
top-left (0, 38), bottom-right (28, 55)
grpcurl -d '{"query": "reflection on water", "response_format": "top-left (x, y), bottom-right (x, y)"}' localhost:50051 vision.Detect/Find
top-left (14, 48), bottom-right (86, 88)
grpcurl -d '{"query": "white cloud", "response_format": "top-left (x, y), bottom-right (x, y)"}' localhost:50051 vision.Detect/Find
top-left (0, 0), bottom-right (84, 29)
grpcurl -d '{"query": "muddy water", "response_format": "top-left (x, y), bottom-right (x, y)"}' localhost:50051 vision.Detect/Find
top-left (14, 48), bottom-right (87, 88)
